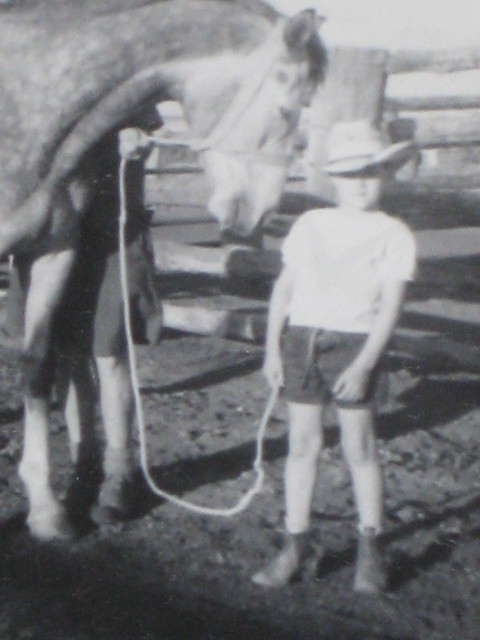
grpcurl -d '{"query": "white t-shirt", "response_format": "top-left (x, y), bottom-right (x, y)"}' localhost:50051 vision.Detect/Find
top-left (282, 208), bottom-right (417, 333)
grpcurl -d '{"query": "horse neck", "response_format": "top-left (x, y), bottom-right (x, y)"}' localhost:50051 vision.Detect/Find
top-left (2, 1), bottom-right (276, 173)
top-left (171, 21), bottom-right (285, 143)
top-left (0, 2), bottom-right (281, 258)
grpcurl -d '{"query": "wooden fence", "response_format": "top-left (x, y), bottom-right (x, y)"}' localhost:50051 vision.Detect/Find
top-left (147, 46), bottom-right (480, 374)
top-left (385, 47), bottom-right (480, 187)
top-left (304, 46), bottom-right (480, 199)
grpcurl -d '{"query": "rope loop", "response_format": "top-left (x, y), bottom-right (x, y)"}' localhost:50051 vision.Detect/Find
top-left (118, 157), bottom-right (278, 517)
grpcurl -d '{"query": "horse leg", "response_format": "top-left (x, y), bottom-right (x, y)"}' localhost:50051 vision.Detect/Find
top-left (90, 355), bottom-right (136, 525)
top-left (18, 248), bottom-right (77, 540)
top-left (53, 348), bottom-right (103, 527)
top-left (55, 349), bottom-right (98, 463)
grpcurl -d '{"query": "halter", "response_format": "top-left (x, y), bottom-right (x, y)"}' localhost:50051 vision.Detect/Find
top-left (149, 19), bottom-right (296, 166)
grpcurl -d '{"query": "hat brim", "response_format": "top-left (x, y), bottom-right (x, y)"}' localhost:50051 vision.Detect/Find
top-left (325, 141), bottom-right (416, 176)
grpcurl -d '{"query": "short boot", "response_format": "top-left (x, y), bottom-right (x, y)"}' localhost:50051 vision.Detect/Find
top-left (353, 527), bottom-right (388, 594)
top-left (252, 532), bottom-right (315, 588)
top-left (91, 447), bottom-right (136, 525)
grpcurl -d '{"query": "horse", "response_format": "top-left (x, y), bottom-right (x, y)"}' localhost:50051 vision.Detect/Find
top-left (0, 0), bottom-right (327, 540)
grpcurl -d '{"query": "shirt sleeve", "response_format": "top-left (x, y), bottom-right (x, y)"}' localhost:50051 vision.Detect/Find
top-left (281, 216), bottom-right (308, 269)
top-left (379, 221), bottom-right (417, 282)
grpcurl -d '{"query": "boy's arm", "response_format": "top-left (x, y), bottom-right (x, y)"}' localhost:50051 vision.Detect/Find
top-left (263, 265), bottom-right (295, 388)
top-left (333, 279), bottom-right (407, 402)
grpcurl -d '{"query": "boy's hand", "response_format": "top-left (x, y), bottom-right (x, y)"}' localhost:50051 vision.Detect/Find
top-left (262, 350), bottom-right (284, 389)
top-left (119, 128), bottom-right (153, 161)
top-left (333, 363), bottom-right (371, 403)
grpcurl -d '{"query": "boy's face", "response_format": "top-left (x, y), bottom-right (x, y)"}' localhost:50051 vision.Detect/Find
top-left (331, 167), bottom-right (386, 211)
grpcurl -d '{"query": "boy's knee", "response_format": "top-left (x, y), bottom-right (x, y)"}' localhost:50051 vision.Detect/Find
top-left (341, 431), bottom-right (377, 466)
top-left (289, 430), bottom-right (322, 461)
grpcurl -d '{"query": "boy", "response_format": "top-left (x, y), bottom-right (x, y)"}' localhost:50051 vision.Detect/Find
top-left (252, 120), bottom-right (417, 593)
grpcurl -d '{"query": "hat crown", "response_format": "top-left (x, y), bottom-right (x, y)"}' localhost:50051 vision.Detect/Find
top-left (327, 120), bottom-right (388, 164)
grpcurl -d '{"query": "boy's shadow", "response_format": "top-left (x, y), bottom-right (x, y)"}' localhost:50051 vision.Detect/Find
top-left (315, 491), bottom-right (480, 592)
top-left (377, 370), bottom-right (480, 440)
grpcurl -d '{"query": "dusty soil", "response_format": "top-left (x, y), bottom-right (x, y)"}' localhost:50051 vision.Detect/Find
top-left (1, 180), bottom-right (480, 640)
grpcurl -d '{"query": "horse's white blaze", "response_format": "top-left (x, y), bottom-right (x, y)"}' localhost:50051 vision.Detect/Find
top-left (203, 151), bottom-right (289, 234)
top-left (175, 42), bottom-right (313, 238)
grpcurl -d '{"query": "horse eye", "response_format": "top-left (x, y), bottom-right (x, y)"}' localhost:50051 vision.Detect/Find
top-left (280, 106), bottom-right (299, 123)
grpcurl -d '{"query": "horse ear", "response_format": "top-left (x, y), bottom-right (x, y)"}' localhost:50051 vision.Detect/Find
top-left (283, 9), bottom-right (326, 55)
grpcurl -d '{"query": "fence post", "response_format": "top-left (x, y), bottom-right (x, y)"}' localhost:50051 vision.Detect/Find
top-left (306, 47), bottom-right (388, 201)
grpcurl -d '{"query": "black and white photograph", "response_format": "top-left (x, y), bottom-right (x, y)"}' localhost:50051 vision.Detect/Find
top-left (0, 1), bottom-right (479, 638)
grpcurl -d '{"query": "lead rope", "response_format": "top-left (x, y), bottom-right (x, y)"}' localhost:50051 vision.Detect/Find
top-left (118, 157), bottom-right (279, 516)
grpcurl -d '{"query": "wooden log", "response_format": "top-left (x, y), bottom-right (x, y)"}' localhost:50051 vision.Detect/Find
top-left (412, 147), bottom-right (480, 178)
top-left (386, 95), bottom-right (480, 112)
top-left (153, 239), bottom-right (238, 276)
top-left (162, 302), bottom-right (267, 343)
top-left (415, 228), bottom-right (480, 259)
top-left (410, 174), bottom-right (480, 190)
top-left (388, 47), bottom-right (480, 75)
top-left (153, 224), bottom-right (480, 281)
top-left (306, 47), bottom-right (388, 201)
top-left (394, 329), bottom-right (480, 373)
top-left (389, 110), bottom-right (480, 148)
top-left (151, 238), bottom-right (281, 279)
top-left (154, 219), bottom-right (480, 269)
top-left (386, 69), bottom-right (480, 112)
top-left (162, 301), bottom-right (480, 372)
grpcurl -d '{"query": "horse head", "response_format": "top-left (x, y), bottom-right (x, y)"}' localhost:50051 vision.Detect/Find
top-left (182, 9), bottom-right (327, 245)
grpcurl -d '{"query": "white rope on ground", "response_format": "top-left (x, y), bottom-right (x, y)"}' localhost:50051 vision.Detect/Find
top-left (118, 157), bottom-right (279, 516)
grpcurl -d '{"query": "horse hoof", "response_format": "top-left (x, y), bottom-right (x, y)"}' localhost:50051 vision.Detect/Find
top-left (65, 459), bottom-right (103, 524)
top-left (90, 504), bottom-right (126, 527)
top-left (91, 470), bottom-right (137, 526)
top-left (27, 510), bottom-right (76, 542)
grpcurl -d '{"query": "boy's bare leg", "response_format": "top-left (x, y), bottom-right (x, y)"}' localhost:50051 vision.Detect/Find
top-left (93, 354), bottom-right (136, 523)
top-left (337, 407), bottom-right (382, 532)
top-left (253, 402), bottom-right (323, 587)
top-left (338, 407), bottom-right (387, 592)
top-left (285, 402), bottom-right (324, 534)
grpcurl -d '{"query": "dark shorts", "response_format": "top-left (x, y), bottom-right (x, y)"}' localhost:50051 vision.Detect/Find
top-left (282, 325), bottom-right (387, 409)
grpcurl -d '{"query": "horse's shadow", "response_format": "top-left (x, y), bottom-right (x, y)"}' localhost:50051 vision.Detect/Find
top-left (0, 406), bottom-right (23, 425)
top-left (0, 515), bottom-right (309, 640)
top-left (140, 349), bottom-right (263, 395)
top-left (132, 432), bottom-right (288, 518)
top-left (377, 370), bottom-right (480, 439)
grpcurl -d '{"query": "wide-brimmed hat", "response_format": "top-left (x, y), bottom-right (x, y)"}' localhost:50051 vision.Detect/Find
top-left (325, 120), bottom-right (415, 175)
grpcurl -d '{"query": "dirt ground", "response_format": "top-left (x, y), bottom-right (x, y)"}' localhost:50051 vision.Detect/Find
top-left (1, 178), bottom-right (480, 640)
